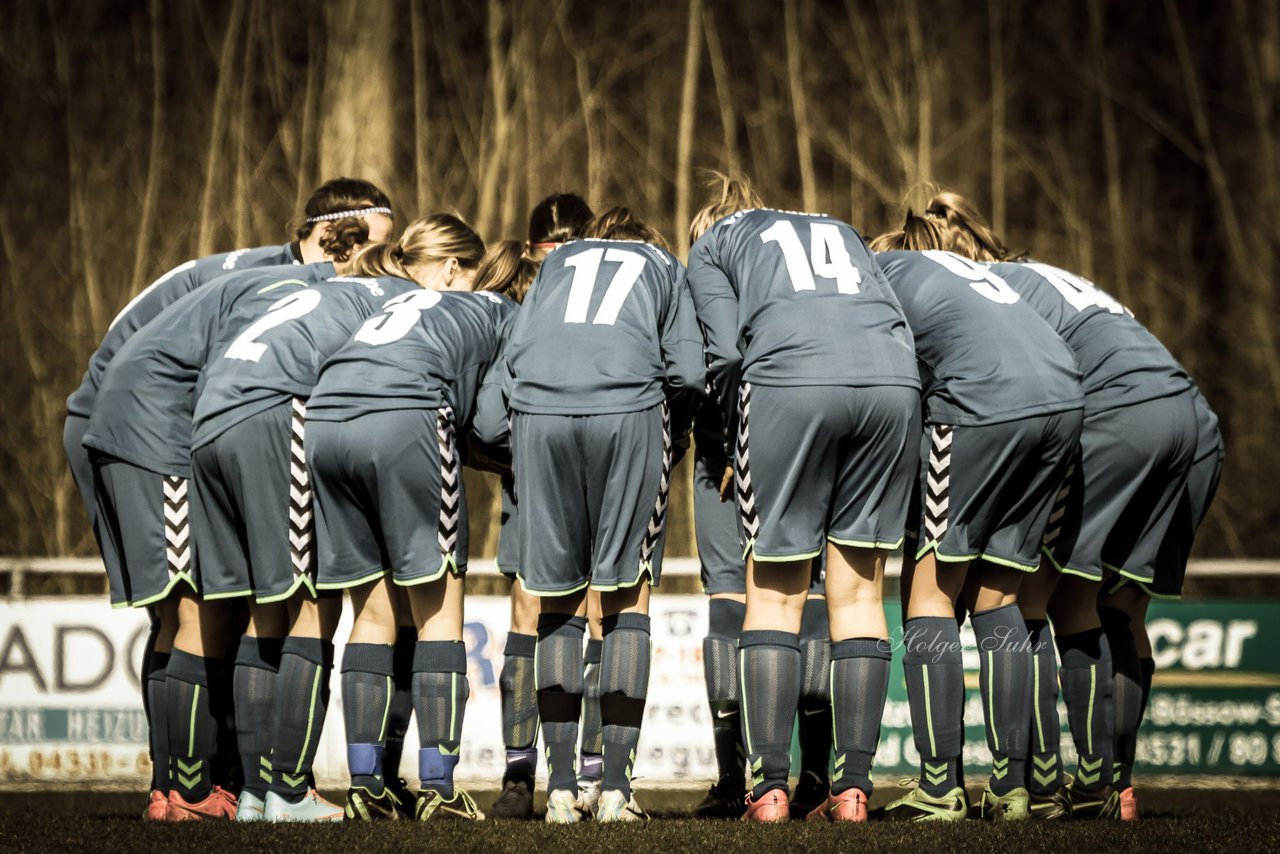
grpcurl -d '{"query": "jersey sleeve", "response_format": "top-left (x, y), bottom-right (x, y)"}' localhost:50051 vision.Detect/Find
top-left (472, 314), bottom-right (514, 449)
top-left (686, 232), bottom-right (742, 444)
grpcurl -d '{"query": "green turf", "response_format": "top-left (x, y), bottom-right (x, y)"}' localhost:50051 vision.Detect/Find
top-left (1, 788), bottom-right (1277, 853)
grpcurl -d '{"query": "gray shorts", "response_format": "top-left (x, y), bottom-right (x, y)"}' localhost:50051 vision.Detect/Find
top-left (911, 409), bottom-right (1084, 572)
top-left (90, 454), bottom-right (196, 608)
top-left (735, 383), bottom-right (920, 562)
top-left (496, 477), bottom-right (518, 579)
top-left (64, 414), bottom-right (96, 530)
top-left (191, 398), bottom-right (316, 603)
top-left (309, 408), bottom-right (467, 589)
top-left (1043, 391), bottom-right (1198, 583)
top-left (512, 403), bottom-right (671, 596)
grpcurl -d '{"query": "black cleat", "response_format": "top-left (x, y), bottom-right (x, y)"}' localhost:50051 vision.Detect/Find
top-left (344, 786), bottom-right (404, 821)
top-left (1067, 781), bottom-right (1120, 819)
top-left (693, 774), bottom-right (747, 819)
top-left (1029, 786), bottom-right (1072, 820)
top-left (491, 776), bottom-right (535, 820)
top-left (789, 770), bottom-right (829, 820)
top-left (386, 778), bottom-right (416, 819)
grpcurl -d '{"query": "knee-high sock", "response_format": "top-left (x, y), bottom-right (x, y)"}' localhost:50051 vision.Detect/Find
top-left (798, 599), bottom-right (832, 786)
top-left (234, 636), bottom-right (282, 800)
top-left (500, 632), bottom-right (539, 783)
top-left (830, 638), bottom-right (890, 797)
top-left (270, 637), bottom-right (335, 799)
top-left (1056, 627), bottom-right (1114, 792)
top-left (342, 642), bottom-right (395, 794)
top-left (413, 640), bottom-right (469, 799)
top-left (903, 617), bottom-right (964, 797)
top-left (1025, 619), bottom-right (1063, 794)
top-left (579, 638), bottom-right (605, 783)
top-left (739, 630), bottom-right (800, 799)
top-left (383, 627), bottom-right (416, 782)
top-left (1138, 657), bottom-right (1155, 724)
top-left (1100, 608), bottom-right (1142, 790)
top-left (600, 614), bottom-right (651, 799)
top-left (703, 599), bottom-right (745, 787)
top-left (972, 604), bottom-right (1031, 795)
top-left (208, 655), bottom-right (238, 789)
top-left (536, 614), bottom-right (586, 796)
top-left (167, 650), bottom-right (218, 802)
top-left (144, 649), bottom-right (170, 793)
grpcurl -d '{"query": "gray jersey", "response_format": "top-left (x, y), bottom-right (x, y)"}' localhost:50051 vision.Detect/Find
top-left (504, 239), bottom-right (705, 415)
top-left (191, 275), bottom-right (420, 449)
top-left (83, 262), bottom-right (334, 476)
top-left (308, 290), bottom-right (517, 430)
top-left (67, 244), bottom-right (299, 417)
top-left (989, 261), bottom-right (1190, 413)
top-left (687, 209), bottom-right (919, 407)
top-left (878, 250), bottom-right (1083, 426)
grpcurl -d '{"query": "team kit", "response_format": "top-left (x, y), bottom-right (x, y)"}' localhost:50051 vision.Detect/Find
top-left (63, 175), bottom-right (1222, 826)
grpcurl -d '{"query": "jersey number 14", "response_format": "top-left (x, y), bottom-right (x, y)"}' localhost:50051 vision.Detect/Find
top-left (760, 220), bottom-right (862, 294)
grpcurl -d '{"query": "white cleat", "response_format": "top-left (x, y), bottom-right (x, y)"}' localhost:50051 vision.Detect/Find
top-left (235, 790), bottom-right (265, 822)
top-left (263, 789), bottom-right (344, 822)
top-left (543, 789), bottom-right (585, 824)
top-left (578, 779), bottom-right (603, 818)
top-left (596, 790), bottom-right (648, 823)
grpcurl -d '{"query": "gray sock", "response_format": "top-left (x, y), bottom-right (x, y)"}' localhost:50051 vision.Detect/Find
top-left (1100, 608), bottom-right (1142, 790)
top-left (1057, 628), bottom-right (1114, 792)
top-left (167, 650), bottom-right (218, 802)
top-left (798, 599), bottom-right (832, 786)
top-left (341, 642), bottom-right (394, 794)
top-left (234, 636), bottom-right (281, 800)
top-left (500, 632), bottom-right (539, 782)
top-left (384, 627), bottom-right (416, 782)
top-left (739, 630), bottom-right (800, 799)
top-left (536, 614), bottom-right (586, 796)
top-left (830, 638), bottom-right (890, 797)
top-left (703, 598), bottom-right (744, 786)
top-left (972, 604), bottom-right (1031, 795)
top-left (902, 617), bottom-right (963, 796)
top-left (271, 637), bottom-right (335, 799)
top-left (1025, 619), bottom-right (1063, 794)
top-left (600, 614), bottom-right (651, 799)
top-left (144, 650), bottom-right (170, 793)
top-left (413, 640), bottom-right (469, 799)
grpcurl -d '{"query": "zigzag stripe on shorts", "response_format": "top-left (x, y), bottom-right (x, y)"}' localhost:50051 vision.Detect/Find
top-left (923, 425), bottom-right (953, 543)
top-left (1042, 454), bottom-right (1077, 548)
top-left (437, 406), bottom-right (461, 559)
top-left (163, 476), bottom-right (191, 578)
top-left (640, 401), bottom-right (672, 565)
top-left (288, 397), bottom-right (314, 580)
top-left (735, 383), bottom-right (760, 544)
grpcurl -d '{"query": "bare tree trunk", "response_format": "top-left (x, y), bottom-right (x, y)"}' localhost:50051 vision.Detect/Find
top-left (674, 0), bottom-right (704, 256)
top-left (905, 0), bottom-right (932, 188)
top-left (988, 0), bottom-right (1007, 235)
top-left (703, 8), bottom-right (739, 175)
top-left (1088, 0), bottom-right (1132, 304)
top-left (411, 0), bottom-right (431, 212)
top-left (197, 0), bottom-right (245, 255)
top-left (784, 0), bottom-right (817, 211)
top-left (131, 0), bottom-right (166, 286)
top-left (318, 0), bottom-right (396, 186)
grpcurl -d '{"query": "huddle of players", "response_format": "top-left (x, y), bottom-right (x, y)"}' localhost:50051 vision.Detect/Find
top-left (63, 172), bottom-right (1220, 826)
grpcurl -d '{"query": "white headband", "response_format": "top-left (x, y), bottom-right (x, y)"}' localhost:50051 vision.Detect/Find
top-left (305, 206), bottom-right (392, 224)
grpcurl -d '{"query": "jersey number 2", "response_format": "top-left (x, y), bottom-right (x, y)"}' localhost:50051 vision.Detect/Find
top-left (224, 288), bottom-right (323, 362)
top-left (563, 248), bottom-right (646, 326)
top-left (760, 220), bottom-right (861, 294)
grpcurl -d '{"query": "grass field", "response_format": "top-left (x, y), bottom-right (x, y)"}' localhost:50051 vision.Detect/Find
top-left (1, 785), bottom-right (1277, 853)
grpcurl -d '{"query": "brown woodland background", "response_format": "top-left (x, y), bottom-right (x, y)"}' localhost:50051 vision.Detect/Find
top-left (1, 0), bottom-right (1276, 558)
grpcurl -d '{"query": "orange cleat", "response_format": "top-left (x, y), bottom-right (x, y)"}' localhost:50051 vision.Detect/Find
top-left (1118, 786), bottom-right (1139, 822)
top-left (142, 789), bottom-right (169, 821)
top-left (166, 786), bottom-right (238, 821)
top-left (742, 789), bottom-right (790, 823)
top-left (806, 788), bottom-right (868, 823)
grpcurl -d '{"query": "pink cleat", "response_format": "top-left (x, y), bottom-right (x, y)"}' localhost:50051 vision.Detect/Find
top-left (1119, 786), bottom-right (1140, 822)
top-left (806, 788), bottom-right (869, 823)
top-left (143, 789), bottom-right (169, 821)
top-left (166, 786), bottom-right (238, 821)
top-left (743, 789), bottom-right (791, 823)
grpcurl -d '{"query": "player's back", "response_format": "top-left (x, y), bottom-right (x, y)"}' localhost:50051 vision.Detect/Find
top-left (688, 208), bottom-right (918, 389)
top-left (878, 250), bottom-right (1083, 425)
top-left (191, 274), bottom-right (419, 449)
top-left (506, 238), bottom-right (703, 415)
top-left (309, 289), bottom-right (517, 425)
top-left (991, 261), bottom-right (1189, 412)
top-left (68, 244), bottom-right (298, 418)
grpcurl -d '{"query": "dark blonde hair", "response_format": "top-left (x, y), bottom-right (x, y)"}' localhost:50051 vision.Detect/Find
top-left (690, 171), bottom-right (765, 243)
top-left (920, 191), bottom-right (1016, 262)
top-left (582, 207), bottom-right (671, 252)
top-left (348, 213), bottom-right (485, 279)
top-left (870, 212), bottom-right (948, 253)
top-left (474, 240), bottom-right (540, 304)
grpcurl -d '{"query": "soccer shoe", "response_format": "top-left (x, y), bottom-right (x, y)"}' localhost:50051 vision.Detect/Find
top-left (805, 787), bottom-right (868, 823)
top-left (263, 789), bottom-right (344, 822)
top-left (1118, 786), bottom-right (1139, 821)
top-left (166, 786), bottom-right (238, 821)
top-left (235, 790), bottom-right (265, 822)
top-left (343, 786), bottom-right (404, 821)
top-left (789, 769), bottom-right (828, 820)
top-left (742, 789), bottom-right (790, 823)
top-left (1028, 786), bottom-right (1072, 820)
top-left (578, 778), bottom-right (603, 817)
top-left (882, 784), bottom-right (967, 822)
top-left (387, 777), bottom-right (416, 819)
top-left (979, 785), bottom-right (1031, 821)
top-left (543, 789), bottom-right (585, 824)
top-left (414, 788), bottom-right (484, 821)
top-left (692, 775), bottom-right (747, 819)
top-left (143, 789), bottom-right (169, 821)
top-left (596, 790), bottom-right (648, 823)
top-left (490, 777), bottom-right (535, 820)
top-left (1067, 781), bottom-right (1120, 819)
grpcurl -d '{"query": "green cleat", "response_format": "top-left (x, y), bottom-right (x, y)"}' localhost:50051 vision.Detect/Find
top-left (882, 784), bottom-right (968, 822)
top-left (980, 785), bottom-right (1030, 821)
top-left (1067, 781), bottom-right (1120, 819)
top-left (596, 790), bottom-right (648, 823)
top-left (414, 788), bottom-right (484, 821)
top-left (344, 786), bottom-right (403, 821)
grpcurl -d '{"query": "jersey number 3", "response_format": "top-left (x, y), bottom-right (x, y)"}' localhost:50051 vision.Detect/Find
top-left (760, 220), bottom-right (861, 294)
top-left (224, 288), bottom-right (323, 362)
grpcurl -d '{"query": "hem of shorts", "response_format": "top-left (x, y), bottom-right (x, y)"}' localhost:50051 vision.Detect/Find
top-left (256, 575), bottom-right (316, 604)
top-left (203, 589), bottom-right (254, 601)
top-left (127, 573), bottom-right (196, 608)
top-left (976, 552), bottom-right (1041, 573)
top-left (390, 561), bottom-right (466, 587)
top-left (703, 585), bottom-right (748, 596)
top-left (752, 548), bottom-right (823, 562)
top-left (1040, 547), bottom-right (1102, 581)
top-left (829, 535), bottom-right (905, 550)
top-left (1136, 581), bottom-right (1181, 600)
top-left (589, 564), bottom-right (656, 593)
top-left (515, 574), bottom-right (591, 598)
top-left (1103, 560), bottom-right (1156, 586)
top-left (316, 567), bottom-right (390, 590)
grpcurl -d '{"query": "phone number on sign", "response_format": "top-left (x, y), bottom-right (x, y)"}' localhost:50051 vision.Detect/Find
top-left (0, 748), bottom-right (150, 779)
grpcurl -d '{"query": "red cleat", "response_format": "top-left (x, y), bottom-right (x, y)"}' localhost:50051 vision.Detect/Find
top-left (166, 786), bottom-right (238, 821)
top-left (142, 789), bottom-right (169, 821)
top-left (806, 788), bottom-right (868, 823)
top-left (1118, 786), bottom-right (1139, 822)
top-left (743, 789), bottom-right (790, 823)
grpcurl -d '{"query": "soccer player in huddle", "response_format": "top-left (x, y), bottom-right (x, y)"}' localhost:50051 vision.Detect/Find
top-left (187, 215), bottom-right (486, 822)
top-left (871, 220), bottom-right (1085, 820)
top-left (914, 192), bottom-right (1204, 820)
top-left (687, 176), bottom-right (921, 822)
top-left (79, 180), bottom-right (391, 819)
top-left (503, 208), bottom-right (705, 822)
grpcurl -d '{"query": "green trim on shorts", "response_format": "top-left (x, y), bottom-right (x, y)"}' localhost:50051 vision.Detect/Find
top-left (935, 551), bottom-right (981, 564)
top-left (203, 588), bottom-right (254, 601)
top-left (1103, 560), bottom-right (1157, 587)
top-left (752, 547), bottom-right (823, 563)
top-left (516, 573), bottom-right (591, 598)
top-left (829, 535), bottom-right (905, 550)
top-left (1040, 546), bottom-right (1103, 581)
top-left (590, 562), bottom-right (656, 593)
top-left (316, 566), bottom-right (390, 591)
top-left (111, 601), bottom-right (131, 610)
top-left (256, 574), bottom-right (315, 605)
top-left (127, 572), bottom-right (195, 609)
top-left (390, 559), bottom-right (465, 588)
top-left (1136, 580), bottom-right (1181, 601)
top-left (977, 552), bottom-right (1041, 573)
